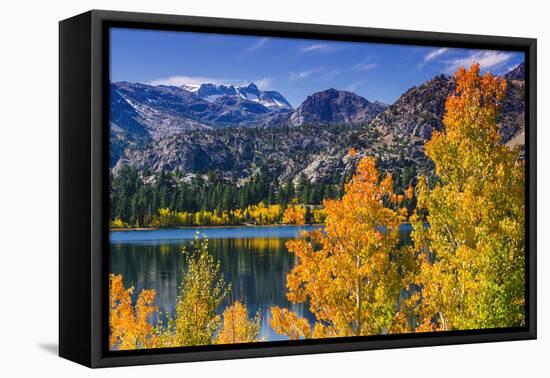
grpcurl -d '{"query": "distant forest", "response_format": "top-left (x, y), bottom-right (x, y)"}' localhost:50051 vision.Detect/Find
top-left (109, 165), bottom-right (348, 228)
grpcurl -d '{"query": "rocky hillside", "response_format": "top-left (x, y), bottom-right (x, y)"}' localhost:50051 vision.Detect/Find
top-left (504, 62), bottom-right (525, 81)
top-left (110, 87), bottom-right (152, 166)
top-left (110, 81), bottom-right (297, 164)
top-left (289, 89), bottom-right (387, 126)
top-left (113, 123), bottom-right (383, 185)
top-left (370, 75), bottom-right (453, 140)
top-left (500, 79), bottom-right (525, 146)
top-left (111, 63), bottom-right (525, 188)
top-left (112, 81), bottom-right (291, 132)
top-left (370, 64), bottom-right (525, 144)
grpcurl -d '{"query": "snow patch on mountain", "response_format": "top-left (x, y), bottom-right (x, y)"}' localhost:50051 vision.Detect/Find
top-left (181, 84), bottom-right (200, 92)
top-left (181, 82), bottom-right (292, 110)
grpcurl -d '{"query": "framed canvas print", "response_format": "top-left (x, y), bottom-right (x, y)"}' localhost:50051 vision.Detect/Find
top-left (59, 10), bottom-right (536, 368)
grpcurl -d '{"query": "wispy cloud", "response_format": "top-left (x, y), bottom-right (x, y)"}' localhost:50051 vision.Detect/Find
top-left (148, 75), bottom-right (232, 87)
top-left (346, 79), bottom-right (368, 92)
top-left (352, 62), bottom-right (377, 72)
top-left (424, 48), bottom-right (449, 63)
top-left (289, 67), bottom-right (339, 82)
top-left (320, 69), bottom-right (340, 81)
top-left (147, 75), bottom-right (274, 91)
top-left (444, 51), bottom-right (514, 73)
top-left (290, 68), bottom-right (321, 81)
top-left (254, 77), bottom-right (274, 90)
top-left (148, 75), bottom-right (271, 89)
top-left (244, 37), bottom-right (269, 53)
top-left (300, 43), bottom-right (332, 53)
top-left (505, 64), bottom-right (519, 73)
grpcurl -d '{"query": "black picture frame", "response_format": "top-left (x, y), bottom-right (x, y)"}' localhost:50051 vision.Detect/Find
top-left (59, 9), bottom-right (537, 368)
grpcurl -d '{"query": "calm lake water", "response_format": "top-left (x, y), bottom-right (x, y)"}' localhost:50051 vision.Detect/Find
top-left (110, 224), bottom-right (413, 341)
top-left (110, 225), bottom-right (322, 341)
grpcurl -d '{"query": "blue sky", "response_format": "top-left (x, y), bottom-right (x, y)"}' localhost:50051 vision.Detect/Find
top-left (110, 28), bottom-right (524, 107)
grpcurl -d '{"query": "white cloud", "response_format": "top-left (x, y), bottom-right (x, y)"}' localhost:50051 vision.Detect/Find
top-left (147, 75), bottom-right (274, 91)
top-left (320, 70), bottom-right (340, 81)
top-left (352, 62), bottom-right (377, 72)
top-left (444, 51), bottom-right (514, 73)
top-left (346, 79), bottom-right (368, 92)
top-left (290, 67), bottom-right (339, 82)
top-left (290, 69), bottom-right (319, 81)
top-left (506, 64), bottom-right (518, 72)
top-left (244, 37), bottom-right (269, 53)
top-left (424, 48), bottom-right (449, 63)
top-left (300, 43), bottom-right (331, 53)
top-left (254, 77), bottom-right (273, 90)
top-left (148, 75), bottom-right (231, 87)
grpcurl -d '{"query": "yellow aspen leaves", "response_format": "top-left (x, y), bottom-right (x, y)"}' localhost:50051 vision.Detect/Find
top-left (270, 307), bottom-right (312, 340)
top-left (412, 63), bottom-right (525, 331)
top-left (109, 274), bottom-right (159, 350)
top-left (271, 156), bottom-right (414, 338)
top-left (282, 204), bottom-right (307, 225)
top-left (110, 64), bottom-right (525, 349)
top-left (173, 234), bottom-right (231, 347)
top-left (216, 301), bottom-right (261, 344)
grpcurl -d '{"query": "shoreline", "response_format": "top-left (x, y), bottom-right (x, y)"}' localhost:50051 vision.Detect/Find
top-left (109, 223), bottom-right (325, 232)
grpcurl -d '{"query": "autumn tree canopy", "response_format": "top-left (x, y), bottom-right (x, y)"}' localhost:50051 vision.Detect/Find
top-left (173, 234), bottom-right (231, 346)
top-left (109, 64), bottom-right (526, 349)
top-left (412, 63), bottom-right (525, 331)
top-left (109, 274), bottom-right (159, 350)
top-left (216, 301), bottom-right (261, 344)
top-left (271, 156), bottom-right (415, 339)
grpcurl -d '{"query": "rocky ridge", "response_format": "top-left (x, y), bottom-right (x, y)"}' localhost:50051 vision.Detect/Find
top-left (111, 63), bottom-right (526, 186)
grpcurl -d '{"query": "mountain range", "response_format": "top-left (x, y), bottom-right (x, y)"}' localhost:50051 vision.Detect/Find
top-left (110, 63), bottom-right (525, 185)
top-left (183, 82), bottom-right (293, 111)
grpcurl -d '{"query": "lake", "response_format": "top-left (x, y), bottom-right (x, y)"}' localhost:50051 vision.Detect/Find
top-left (110, 225), bottom-right (323, 341)
top-left (110, 224), bottom-right (413, 341)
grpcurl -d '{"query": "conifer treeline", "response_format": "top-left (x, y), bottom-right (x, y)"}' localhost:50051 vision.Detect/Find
top-left (109, 165), bottom-right (343, 227)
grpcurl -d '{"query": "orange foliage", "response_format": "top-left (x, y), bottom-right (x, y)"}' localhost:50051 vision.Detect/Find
top-left (271, 156), bottom-right (414, 338)
top-left (109, 274), bottom-right (159, 350)
top-left (270, 307), bottom-right (311, 340)
top-left (282, 204), bottom-right (306, 225)
top-left (216, 301), bottom-right (261, 344)
top-left (425, 63), bottom-right (508, 184)
top-left (413, 63), bottom-right (525, 330)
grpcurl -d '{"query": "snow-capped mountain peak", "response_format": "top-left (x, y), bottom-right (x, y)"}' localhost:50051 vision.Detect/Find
top-left (181, 82), bottom-right (292, 110)
top-left (181, 84), bottom-right (200, 92)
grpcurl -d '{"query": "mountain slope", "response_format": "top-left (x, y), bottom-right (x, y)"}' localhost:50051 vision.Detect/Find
top-left (289, 89), bottom-right (386, 126)
top-left (113, 82), bottom-right (214, 134)
top-left (371, 70), bottom-right (525, 144)
top-left (112, 81), bottom-right (291, 133)
top-left (501, 63), bottom-right (526, 146)
top-left (110, 87), bottom-right (152, 166)
top-left (504, 62), bottom-right (525, 81)
top-left (371, 75), bottom-right (454, 140)
top-left (111, 67), bottom-right (525, 183)
top-left (113, 124), bottom-right (377, 184)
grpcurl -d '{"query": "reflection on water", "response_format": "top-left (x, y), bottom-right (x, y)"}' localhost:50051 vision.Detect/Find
top-left (110, 225), bottom-right (322, 244)
top-left (110, 226), bottom-right (321, 341)
top-left (110, 224), bottom-right (413, 342)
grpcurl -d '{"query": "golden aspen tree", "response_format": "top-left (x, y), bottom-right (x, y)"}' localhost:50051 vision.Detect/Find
top-left (216, 301), bottom-right (261, 344)
top-left (173, 234), bottom-right (230, 346)
top-left (270, 306), bottom-right (312, 340)
top-left (109, 274), bottom-right (159, 350)
top-left (412, 64), bottom-right (525, 331)
top-left (282, 204), bottom-right (306, 225)
top-left (271, 156), bottom-right (414, 338)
